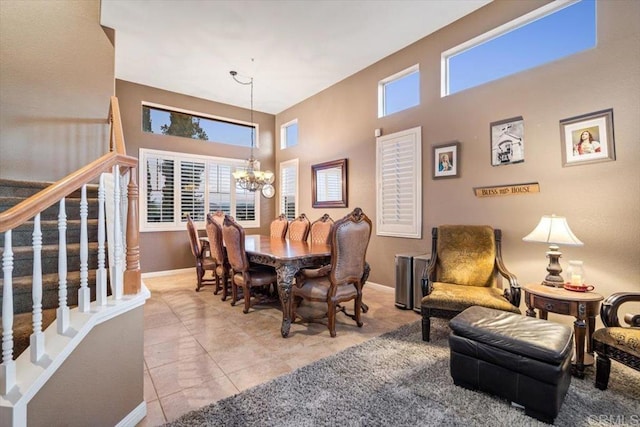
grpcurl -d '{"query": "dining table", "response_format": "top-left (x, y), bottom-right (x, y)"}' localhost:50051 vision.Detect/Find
top-left (201, 234), bottom-right (371, 337)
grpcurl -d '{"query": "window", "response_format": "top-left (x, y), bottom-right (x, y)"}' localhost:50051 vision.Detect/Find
top-left (376, 127), bottom-right (422, 239)
top-left (378, 64), bottom-right (420, 118)
top-left (442, 0), bottom-right (596, 96)
top-left (281, 119), bottom-right (298, 149)
top-left (279, 159), bottom-right (298, 220)
top-left (142, 103), bottom-right (255, 147)
top-left (140, 148), bottom-right (260, 231)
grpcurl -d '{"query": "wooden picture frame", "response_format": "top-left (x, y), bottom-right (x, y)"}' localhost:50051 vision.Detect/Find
top-left (560, 108), bottom-right (615, 167)
top-left (490, 116), bottom-right (524, 166)
top-left (432, 142), bottom-right (460, 179)
top-left (312, 158), bottom-right (347, 208)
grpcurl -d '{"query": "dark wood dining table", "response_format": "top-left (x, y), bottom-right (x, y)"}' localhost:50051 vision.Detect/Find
top-left (202, 234), bottom-right (331, 337)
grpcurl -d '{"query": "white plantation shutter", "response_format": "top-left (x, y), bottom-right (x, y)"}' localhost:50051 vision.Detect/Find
top-left (376, 127), bottom-right (422, 238)
top-left (280, 159), bottom-right (298, 220)
top-left (145, 155), bottom-right (175, 225)
top-left (140, 148), bottom-right (260, 230)
top-left (180, 160), bottom-right (206, 222)
top-left (208, 162), bottom-right (232, 215)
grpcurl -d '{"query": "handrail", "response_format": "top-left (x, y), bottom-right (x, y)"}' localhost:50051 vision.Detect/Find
top-left (0, 152), bottom-right (136, 233)
top-left (109, 95), bottom-right (127, 156)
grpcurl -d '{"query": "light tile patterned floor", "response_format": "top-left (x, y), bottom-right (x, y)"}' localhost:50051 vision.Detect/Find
top-left (137, 270), bottom-right (418, 426)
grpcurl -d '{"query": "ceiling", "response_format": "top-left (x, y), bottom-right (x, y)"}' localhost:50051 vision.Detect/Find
top-left (100, 0), bottom-right (490, 115)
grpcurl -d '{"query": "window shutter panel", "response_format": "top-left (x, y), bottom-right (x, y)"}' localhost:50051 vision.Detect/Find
top-left (145, 155), bottom-right (175, 224)
top-left (280, 163), bottom-right (297, 220)
top-left (180, 160), bottom-right (206, 222)
top-left (376, 127), bottom-right (422, 238)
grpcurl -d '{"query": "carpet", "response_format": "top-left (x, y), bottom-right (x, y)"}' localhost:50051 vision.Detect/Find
top-left (164, 319), bottom-right (640, 426)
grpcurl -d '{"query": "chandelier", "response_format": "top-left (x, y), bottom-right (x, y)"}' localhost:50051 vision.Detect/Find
top-left (230, 70), bottom-right (275, 197)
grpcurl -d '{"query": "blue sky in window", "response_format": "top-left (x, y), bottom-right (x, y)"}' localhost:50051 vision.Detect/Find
top-left (285, 123), bottom-right (298, 147)
top-left (448, 0), bottom-right (596, 94)
top-left (149, 108), bottom-right (252, 147)
top-left (385, 71), bottom-right (419, 115)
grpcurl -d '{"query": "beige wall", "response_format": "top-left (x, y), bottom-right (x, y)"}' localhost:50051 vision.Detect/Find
top-left (0, 0), bottom-right (115, 181)
top-left (27, 307), bottom-right (144, 427)
top-left (275, 0), bottom-right (640, 318)
top-left (115, 80), bottom-right (276, 273)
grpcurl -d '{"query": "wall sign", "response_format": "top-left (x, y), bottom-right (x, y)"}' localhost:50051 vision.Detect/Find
top-left (473, 182), bottom-right (540, 198)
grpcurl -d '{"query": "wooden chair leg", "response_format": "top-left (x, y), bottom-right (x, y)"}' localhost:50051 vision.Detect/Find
top-left (220, 272), bottom-right (228, 301)
top-left (328, 300), bottom-right (337, 337)
top-left (230, 281), bottom-right (238, 306)
top-left (355, 294), bottom-right (363, 327)
top-left (421, 307), bottom-right (431, 342)
top-left (243, 285), bottom-right (251, 314)
top-left (595, 352), bottom-right (611, 390)
top-left (195, 264), bottom-right (204, 291)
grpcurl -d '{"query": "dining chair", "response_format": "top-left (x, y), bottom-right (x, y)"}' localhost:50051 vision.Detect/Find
top-left (288, 213), bottom-right (311, 241)
top-left (222, 214), bottom-right (278, 313)
top-left (205, 213), bottom-right (231, 300)
top-left (309, 213), bottom-right (334, 244)
top-left (292, 207), bottom-right (372, 337)
top-left (270, 214), bottom-right (289, 238)
top-left (185, 214), bottom-right (216, 291)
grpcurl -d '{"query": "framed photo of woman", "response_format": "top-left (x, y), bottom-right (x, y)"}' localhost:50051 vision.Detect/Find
top-left (432, 142), bottom-right (460, 179)
top-left (560, 108), bottom-right (615, 167)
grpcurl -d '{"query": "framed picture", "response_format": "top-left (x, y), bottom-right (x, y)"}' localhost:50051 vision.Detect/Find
top-left (312, 158), bottom-right (348, 208)
top-left (560, 108), bottom-right (615, 167)
top-left (432, 142), bottom-right (460, 179)
top-left (490, 116), bottom-right (524, 166)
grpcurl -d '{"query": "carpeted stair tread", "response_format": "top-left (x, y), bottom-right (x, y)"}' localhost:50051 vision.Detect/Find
top-left (0, 179), bottom-right (98, 198)
top-left (0, 308), bottom-right (58, 360)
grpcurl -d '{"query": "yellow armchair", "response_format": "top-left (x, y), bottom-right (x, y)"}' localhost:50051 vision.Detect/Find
top-left (420, 225), bottom-right (521, 341)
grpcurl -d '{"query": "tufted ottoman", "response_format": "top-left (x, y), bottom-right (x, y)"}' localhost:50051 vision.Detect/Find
top-left (449, 306), bottom-right (574, 423)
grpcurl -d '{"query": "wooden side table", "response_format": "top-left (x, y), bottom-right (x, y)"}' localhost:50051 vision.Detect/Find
top-left (523, 283), bottom-right (604, 379)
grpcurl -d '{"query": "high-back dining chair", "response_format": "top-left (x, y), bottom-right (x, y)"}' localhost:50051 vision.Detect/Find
top-left (205, 213), bottom-right (231, 300)
top-left (210, 210), bottom-right (226, 227)
top-left (288, 213), bottom-right (311, 241)
top-left (186, 214), bottom-right (216, 291)
top-left (310, 213), bottom-right (334, 244)
top-left (222, 215), bottom-right (278, 313)
top-left (292, 208), bottom-right (372, 337)
top-left (270, 214), bottom-right (289, 238)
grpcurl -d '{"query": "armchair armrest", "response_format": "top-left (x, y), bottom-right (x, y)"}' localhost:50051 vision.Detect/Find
top-left (493, 230), bottom-right (520, 307)
top-left (421, 255), bottom-right (435, 297)
top-left (600, 292), bottom-right (640, 327)
top-left (295, 264), bottom-right (331, 287)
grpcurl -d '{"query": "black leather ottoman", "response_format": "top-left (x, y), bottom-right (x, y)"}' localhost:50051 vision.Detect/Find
top-left (449, 306), bottom-right (574, 423)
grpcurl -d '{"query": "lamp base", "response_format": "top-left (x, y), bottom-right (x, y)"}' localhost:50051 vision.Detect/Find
top-left (542, 245), bottom-right (565, 288)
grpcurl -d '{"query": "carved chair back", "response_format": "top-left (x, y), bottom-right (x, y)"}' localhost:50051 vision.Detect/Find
top-left (310, 213), bottom-right (334, 244)
top-left (270, 214), bottom-right (289, 239)
top-left (288, 213), bottom-right (311, 241)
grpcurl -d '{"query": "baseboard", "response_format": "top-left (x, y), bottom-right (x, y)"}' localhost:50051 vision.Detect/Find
top-left (365, 281), bottom-right (393, 292)
top-left (116, 401), bottom-right (146, 427)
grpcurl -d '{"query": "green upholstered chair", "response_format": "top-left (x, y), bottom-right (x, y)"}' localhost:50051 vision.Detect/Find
top-left (593, 292), bottom-right (640, 390)
top-left (420, 225), bottom-right (521, 341)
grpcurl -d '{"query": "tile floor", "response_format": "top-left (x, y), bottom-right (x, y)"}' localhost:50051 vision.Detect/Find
top-left (138, 270), bottom-right (418, 426)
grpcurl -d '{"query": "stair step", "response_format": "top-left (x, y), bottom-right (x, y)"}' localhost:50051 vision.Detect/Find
top-left (0, 179), bottom-right (98, 198)
top-left (1, 242), bottom-right (103, 277)
top-left (0, 218), bottom-right (99, 248)
top-left (0, 196), bottom-right (99, 220)
top-left (0, 269), bottom-right (99, 314)
top-left (0, 308), bottom-right (58, 360)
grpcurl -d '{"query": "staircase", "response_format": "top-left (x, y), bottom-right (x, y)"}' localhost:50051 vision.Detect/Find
top-left (0, 179), bottom-right (101, 359)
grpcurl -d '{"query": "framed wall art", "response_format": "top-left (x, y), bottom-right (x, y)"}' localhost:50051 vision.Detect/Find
top-left (432, 141), bottom-right (460, 179)
top-left (560, 108), bottom-right (615, 167)
top-left (490, 116), bottom-right (524, 166)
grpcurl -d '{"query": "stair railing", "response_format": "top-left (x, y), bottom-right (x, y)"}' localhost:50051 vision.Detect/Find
top-left (0, 97), bottom-right (142, 402)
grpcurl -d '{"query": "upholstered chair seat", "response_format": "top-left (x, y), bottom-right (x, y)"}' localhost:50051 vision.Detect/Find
top-left (593, 291), bottom-right (640, 390)
top-left (420, 225), bottom-right (521, 341)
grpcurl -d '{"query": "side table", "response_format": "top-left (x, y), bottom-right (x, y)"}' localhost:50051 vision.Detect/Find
top-left (523, 283), bottom-right (604, 379)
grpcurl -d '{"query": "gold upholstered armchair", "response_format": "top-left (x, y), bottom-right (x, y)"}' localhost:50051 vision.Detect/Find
top-left (593, 292), bottom-right (640, 390)
top-left (420, 225), bottom-right (521, 341)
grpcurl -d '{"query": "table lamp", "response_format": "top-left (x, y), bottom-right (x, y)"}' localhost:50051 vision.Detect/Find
top-left (522, 214), bottom-right (584, 287)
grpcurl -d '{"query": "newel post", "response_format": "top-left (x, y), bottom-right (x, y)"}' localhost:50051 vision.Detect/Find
top-left (124, 167), bottom-right (141, 294)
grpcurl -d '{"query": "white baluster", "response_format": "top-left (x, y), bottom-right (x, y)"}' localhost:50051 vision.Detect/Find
top-left (113, 166), bottom-right (123, 300)
top-left (57, 198), bottom-right (69, 333)
top-left (1, 230), bottom-right (16, 395)
top-left (96, 175), bottom-right (107, 306)
top-left (78, 184), bottom-right (90, 312)
top-left (30, 214), bottom-right (45, 362)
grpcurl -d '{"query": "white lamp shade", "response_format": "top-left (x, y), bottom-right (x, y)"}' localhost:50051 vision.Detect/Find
top-left (522, 214), bottom-right (584, 246)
